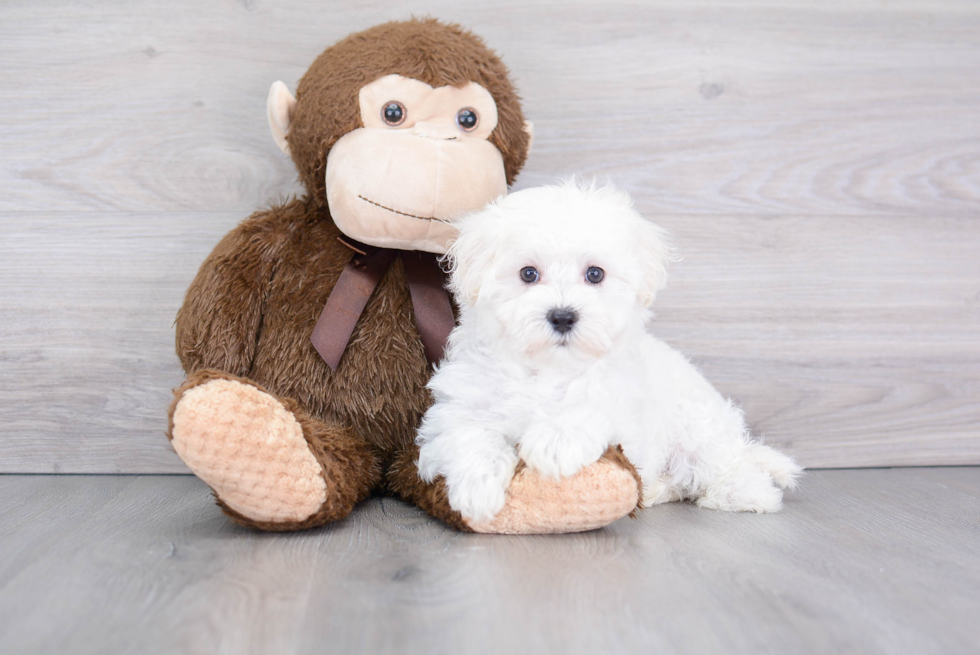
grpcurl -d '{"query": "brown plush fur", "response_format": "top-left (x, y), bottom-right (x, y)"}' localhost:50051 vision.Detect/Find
top-left (288, 18), bottom-right (530, 206)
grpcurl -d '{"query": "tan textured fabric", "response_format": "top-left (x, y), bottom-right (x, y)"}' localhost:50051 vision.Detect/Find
top-left (170, 379), bottom-right (328, 523)
top-left (467, 458), bottom-right (640, 535)
top-left (325, 124), bottom-right (506, 253)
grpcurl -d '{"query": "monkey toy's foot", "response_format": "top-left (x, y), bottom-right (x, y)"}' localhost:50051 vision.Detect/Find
top-left (169, 374), bottom-right (328, 525)
top-left (466, 447), bottom-right (641, 534)
top-left (390, 445), bottom-right (640, 534)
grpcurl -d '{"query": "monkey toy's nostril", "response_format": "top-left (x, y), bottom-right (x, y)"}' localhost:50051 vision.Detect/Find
top-left (547, 308), bottom-right (578, 334)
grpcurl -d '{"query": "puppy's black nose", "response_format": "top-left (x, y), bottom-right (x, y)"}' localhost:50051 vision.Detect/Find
top-left (547, 308), bottom-right (578, 334)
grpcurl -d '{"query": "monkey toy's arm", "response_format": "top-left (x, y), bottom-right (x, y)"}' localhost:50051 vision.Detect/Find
top-left (175, 213), bottom-right (281, 376)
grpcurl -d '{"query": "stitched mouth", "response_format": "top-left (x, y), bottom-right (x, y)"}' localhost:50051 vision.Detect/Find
top-left (358, 195), bottom-right (450, 224)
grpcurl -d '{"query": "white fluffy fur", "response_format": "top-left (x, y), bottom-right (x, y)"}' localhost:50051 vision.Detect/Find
top-left (416, 180), bottom-right (803, 523)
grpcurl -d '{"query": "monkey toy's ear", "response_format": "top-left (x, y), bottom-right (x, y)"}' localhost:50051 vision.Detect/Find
top-left (524, 121), bottom-right (535, 154)
top-left (267, 81), bottom-right (297, 155)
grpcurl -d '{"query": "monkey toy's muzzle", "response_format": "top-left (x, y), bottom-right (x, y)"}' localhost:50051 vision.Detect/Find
top-left (325, 126), bottom-right (508, 254)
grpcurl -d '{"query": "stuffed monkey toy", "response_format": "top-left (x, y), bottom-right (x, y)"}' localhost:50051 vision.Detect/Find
top-left (167, 18), bottom-right (640, 534)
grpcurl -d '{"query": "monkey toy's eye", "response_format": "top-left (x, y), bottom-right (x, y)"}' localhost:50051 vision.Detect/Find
top-left (382, 101), bottom-right (406, 126)
top-left (456, 108), bottom-right (479, 132)
top-left (586, 266), bottom-right (604, 284)
top-left (520, 266), bottom-right (539, 283)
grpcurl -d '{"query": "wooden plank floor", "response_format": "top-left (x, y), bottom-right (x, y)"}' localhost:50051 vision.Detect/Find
top-left (2, 0), bottom-right (979, 473)
top-left (0, 469), bottom-right (977, 654)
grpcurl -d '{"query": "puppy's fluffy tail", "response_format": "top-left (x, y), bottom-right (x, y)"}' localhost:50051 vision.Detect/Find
top-left (746, 443), bottom-right (804, 490)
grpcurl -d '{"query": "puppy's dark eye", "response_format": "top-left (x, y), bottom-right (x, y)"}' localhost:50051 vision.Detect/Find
top-left (586, 266), bottom-right (604, 284)
top-left (520, 266), bottom-right (539, 283)
top-left (382, 101), bottom-right (406, 126)
top-left (456, 108), bottom-right (479, 131)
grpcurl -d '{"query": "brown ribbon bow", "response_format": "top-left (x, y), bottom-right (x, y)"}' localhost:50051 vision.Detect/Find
top-left (310, 236), bottom-right (456, 371)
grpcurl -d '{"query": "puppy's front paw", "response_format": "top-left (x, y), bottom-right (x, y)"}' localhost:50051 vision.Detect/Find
top-left (441, 447), bottom-right (519, 523)
top-left (417, 427), bottom-right (519, 523)
top-left (518, 422), bottom-right (607, 479)
top-left (447, 473), bottom-right (510, 523)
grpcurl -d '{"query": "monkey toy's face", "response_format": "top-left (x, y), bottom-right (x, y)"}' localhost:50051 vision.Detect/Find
top-left (327, 75), bottom-right (508, 254)
top-left (269, 72), bottom-right (527, 255)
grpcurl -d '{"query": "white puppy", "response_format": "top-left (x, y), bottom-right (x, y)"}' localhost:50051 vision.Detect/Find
top-left (416, 180), bottom-right (802, 523)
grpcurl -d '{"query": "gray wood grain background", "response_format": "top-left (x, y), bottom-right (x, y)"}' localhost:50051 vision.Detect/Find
top-left (1, 0), bottom-right (978, 473)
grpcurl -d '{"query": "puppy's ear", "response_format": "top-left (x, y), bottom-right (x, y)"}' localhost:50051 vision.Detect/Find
top-left (445, 208), bottom-right (499, 306)
top-left (635, 218), bottom-right (676, 307)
